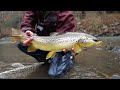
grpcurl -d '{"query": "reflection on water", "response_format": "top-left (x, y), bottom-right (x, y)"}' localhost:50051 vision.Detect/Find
top-left (25, 64), bottom-right (50, 79)
top-left (75, 47), bottom-right (120, 76)
top-left (0, 37), bottom-right (120, 79)
top-left (0, 43), bottom-right (36, 63)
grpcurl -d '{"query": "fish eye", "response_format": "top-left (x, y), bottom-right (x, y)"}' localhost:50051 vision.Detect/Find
top-left (81, 41), bottom-right (84, 43)
top-left (93, 39), bottom-right (99, 42)
top-left (75, 41), bottom-right (78, 43)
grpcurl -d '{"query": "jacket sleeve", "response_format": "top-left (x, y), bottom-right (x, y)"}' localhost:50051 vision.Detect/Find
top-left (20, 11), bottom-right (38, 33)
top-left (56, 11), bottom-right (76, 32)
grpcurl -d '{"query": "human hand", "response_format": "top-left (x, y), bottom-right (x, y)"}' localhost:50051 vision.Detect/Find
top-left (23, 37), bottom-right (33, 45)
top-left (25, 30), bottom-right (33, 36)
top-left (62, 48), bottom-right (75, 53)
top-left (23, 30), bottom-right (33, 45)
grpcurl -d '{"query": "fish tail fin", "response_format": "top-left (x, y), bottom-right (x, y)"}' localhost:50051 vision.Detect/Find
top-left (11, 28), bottom-right (22, 36)
top-left (10, 28), bottom-right (22, 43)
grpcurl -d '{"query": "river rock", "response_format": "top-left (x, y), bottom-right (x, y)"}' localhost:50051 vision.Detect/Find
top-left (114, 22), bottom-right (119, 26)
top-left (95, 47), bottom-right (103, 51)
top-left (102, 25), bottom-right (108, 29)
top-left (77, 22), bottom-right (81, 25)
top-left (112, 75), bottom-right (120, 79)
top-left (11, 63), bottom-right (24, 68)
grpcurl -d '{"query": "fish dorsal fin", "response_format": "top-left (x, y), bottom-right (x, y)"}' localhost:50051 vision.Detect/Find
top-left (50, 32), bottom-right (66, 36)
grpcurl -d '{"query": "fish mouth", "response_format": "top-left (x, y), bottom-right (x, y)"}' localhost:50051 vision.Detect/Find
top-left (79, 41), bottom-right (104, 48)
top-left (94, 41), bottom-right (104, 46)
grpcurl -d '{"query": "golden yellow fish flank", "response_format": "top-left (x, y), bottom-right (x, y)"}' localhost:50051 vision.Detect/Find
top-left (11, 28), bottom-right (104, 60)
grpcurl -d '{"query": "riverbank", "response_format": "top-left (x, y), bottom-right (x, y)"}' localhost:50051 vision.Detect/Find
top-left (1, 13), bottom-right (120, 39)
top-left (76, 13), bottom-right (120, 37)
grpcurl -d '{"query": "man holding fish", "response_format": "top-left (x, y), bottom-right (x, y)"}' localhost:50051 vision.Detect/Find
top-left (16, 11), bottom-right (76, 78)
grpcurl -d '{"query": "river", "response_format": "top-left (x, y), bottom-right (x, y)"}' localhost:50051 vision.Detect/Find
top-left (0, 36), bottom-right (120, 79)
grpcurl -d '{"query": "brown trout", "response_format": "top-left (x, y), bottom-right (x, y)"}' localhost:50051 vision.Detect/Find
top-left (11, 28), bottom-right (103, 60)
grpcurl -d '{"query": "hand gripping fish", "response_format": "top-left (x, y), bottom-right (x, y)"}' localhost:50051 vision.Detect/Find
top-left (11, 28), bottom-right (103, 60)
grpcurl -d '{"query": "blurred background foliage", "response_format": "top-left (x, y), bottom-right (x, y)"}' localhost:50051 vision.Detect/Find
top-left (0, 11), bottom-right (120, 38)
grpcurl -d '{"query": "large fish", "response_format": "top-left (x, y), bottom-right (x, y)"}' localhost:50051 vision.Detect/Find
top-left (11, 28), bottom-right (103, 60)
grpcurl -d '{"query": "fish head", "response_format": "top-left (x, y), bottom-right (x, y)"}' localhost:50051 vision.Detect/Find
top-left (78, 37), bottom-right (103, 48)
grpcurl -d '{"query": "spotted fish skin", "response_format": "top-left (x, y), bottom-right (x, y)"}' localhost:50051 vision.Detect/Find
top-left (25, 32), bottom-right (101, 51)
top-left (11, 28), bottom-right (103, 59)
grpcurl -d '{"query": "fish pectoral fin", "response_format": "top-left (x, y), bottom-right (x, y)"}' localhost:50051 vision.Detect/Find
top-left (46, 51), bottom-right (56, 60)
top-left (73, 43), bottom-right (82, 54)
top-left (27, 44), bottom-right (37, 52)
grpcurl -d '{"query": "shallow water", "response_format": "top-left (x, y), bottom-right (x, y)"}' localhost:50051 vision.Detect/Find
top-left (0, 37), bottom-right (120, 79)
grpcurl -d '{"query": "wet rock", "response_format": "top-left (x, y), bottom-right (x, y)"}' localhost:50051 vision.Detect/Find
top-left (0, 37), bottom-right (10, 41)
top-left (106, 66), bottom-right (111, 68)
top-left (89, 32), bottom-right (95, 36)
top-left (71, 76), bottom-right (81, 79)
top-left (111, 46), bottom-right (120, 53)
top-left (102, 25), bottom-right (108, 29)
top-left (11, 63), bottom-right (24, 68)
top-left (77, 22), bottom-right (81, 25)
top-left (0, 62), bottom-right (6, 67)
top-left (110, 26), bottom-right (116, 30)
top-left (114, 22), bottom-right (119, 26)
top-left (118, 27), bottom-right (120, 30)
top-left (62, 64), bottom-right (103, 79)
top-left (81, 72), bottom-right (98, 78)
top-left (105, 42), bottom-right (114, 50)
top-left (96, 47), bottom-right (103, 51)
top-left (83, 30), bottom-right (87, 32)
top-left (105, 46), bottom-right (114, 50)
top-left (112, 75), bottom-right (120, 79)
top-left (103, 29), bottom-right (109, 33)
top-left (94, 34), bottom-right (101, 37)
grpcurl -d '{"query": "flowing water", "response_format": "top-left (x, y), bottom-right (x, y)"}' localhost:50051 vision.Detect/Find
top-left (0, 36), bottom-right (120, 79)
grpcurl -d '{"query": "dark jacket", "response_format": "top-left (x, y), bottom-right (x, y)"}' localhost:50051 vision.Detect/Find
top-left (20, 11), bottom-right (76, 36)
